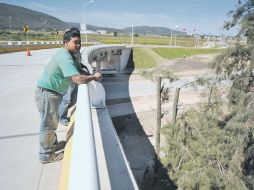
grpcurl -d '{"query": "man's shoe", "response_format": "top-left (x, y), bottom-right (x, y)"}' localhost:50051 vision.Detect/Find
top-left (40, 152), bottom-right (64, 164)
top-left (55, 141), bottom-right (66, 152)
top-left (59, 118), bottom-right (70, 126)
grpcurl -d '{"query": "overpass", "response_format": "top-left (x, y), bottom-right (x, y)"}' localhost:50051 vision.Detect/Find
top-left (0, 45), bottom-right (147, 190)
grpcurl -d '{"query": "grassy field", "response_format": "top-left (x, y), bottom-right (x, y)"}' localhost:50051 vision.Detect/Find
top-left (84, 34), bottom-right (205, 47)
top-left (1, 30), bottom-right (205, 47)
top-left (133, 48), bottom-right (157, 69)
top-left (152, 48), bottom-right (221, 59)
top-left (0, 30), bottom-right (63, 41)
top-left (132, 47), bottom-right (222, 69)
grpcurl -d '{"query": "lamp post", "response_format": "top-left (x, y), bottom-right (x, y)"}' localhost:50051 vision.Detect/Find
top-left (83, 0), bottom-right (94, 44)
top-left (8, 16), bottom-right (12, 30)
top-left (170, 27), bottom-right (173, 46)
top-left (193, 29), bottom-right (197, 47)
top-left (8, 16), bottom-right (12, 40)
top-left (131, 23), bottom-right (134, 46)
top-left (174, 25), bottom-right (179, 47)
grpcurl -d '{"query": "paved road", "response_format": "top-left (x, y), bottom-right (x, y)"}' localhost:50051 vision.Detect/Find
top-left (0, 48), bottom-right (66, 190)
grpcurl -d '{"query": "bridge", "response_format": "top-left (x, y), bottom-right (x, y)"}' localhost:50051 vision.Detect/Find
top-left (0, 44), bottom-right (157, 190)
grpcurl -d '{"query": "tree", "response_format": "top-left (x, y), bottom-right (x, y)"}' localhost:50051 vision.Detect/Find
top-left (224, 0), bottom-right (254, 43)
top-left (161, 1), bottom-right (254, 189)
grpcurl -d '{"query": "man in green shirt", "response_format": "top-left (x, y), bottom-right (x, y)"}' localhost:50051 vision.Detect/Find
top-left (58, 27), bottom-right (90, 126)
top-left (35, 29), bottom-right (101, 164)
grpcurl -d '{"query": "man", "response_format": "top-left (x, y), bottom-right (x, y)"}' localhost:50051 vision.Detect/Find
top-left (35, 29), bottom-right (101, 164)
top-left (58, 27), bottom-right (89, 126)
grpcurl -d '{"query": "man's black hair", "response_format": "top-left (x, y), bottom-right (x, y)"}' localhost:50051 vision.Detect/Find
top-left (69, 27), bottom-right (80, 34)
top-left (63, 29), bottom-right (81, 44)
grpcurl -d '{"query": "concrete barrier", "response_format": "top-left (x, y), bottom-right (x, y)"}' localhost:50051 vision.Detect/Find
top-left (81, 44), bottom-right (131, 74)
top-left (0, 41), bottom-right (100, 54)
top-left (58, 45), bottom-right (138, 190)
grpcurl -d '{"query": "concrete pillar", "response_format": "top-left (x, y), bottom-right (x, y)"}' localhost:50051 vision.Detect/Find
top-left (113, 55), bottom-right (121, 73)
top-left (96, 61), bottom-right (102, 73)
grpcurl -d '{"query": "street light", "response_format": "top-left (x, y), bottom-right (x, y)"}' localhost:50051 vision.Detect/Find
top-left (8, 16), bottom-right (12, 30)
top-left (170, 27), bottom-right (173, 46)
top-left (83, 0), bottom-right (94, 44)
top-left (131, 23), bottom-right (134, 46)
top-left (193, 29), bottom-right (198, 47)
top-left (174, 25), bottom-right (179, 47)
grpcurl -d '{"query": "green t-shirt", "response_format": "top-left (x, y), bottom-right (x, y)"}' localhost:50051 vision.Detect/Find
top-left (37, 48), bottom-right (80, 94)
top-left (73, 52), bottom-right (82, 70)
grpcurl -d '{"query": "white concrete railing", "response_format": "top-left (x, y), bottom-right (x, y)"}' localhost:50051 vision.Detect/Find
top-left (81, 44), bottom-right (130, 74)
top-left (68, 84), bottom-right (100, 190)
top-left (67, 45), bottom-right (138, 190)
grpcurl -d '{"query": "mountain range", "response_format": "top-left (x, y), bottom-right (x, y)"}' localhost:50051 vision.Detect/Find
top-left (0, 3), bottom-right (186, 36)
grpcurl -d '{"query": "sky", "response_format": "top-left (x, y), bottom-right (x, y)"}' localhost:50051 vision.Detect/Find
top-left (4, 0), bottom-right (240, 36)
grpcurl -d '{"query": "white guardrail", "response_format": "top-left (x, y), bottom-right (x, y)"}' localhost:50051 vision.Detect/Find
top-left (0, 41), bottom-right (99, 46)
top-left (68, 84), bottom-right (100, 190)
top-left (67, 45), bottom-right (138, 190)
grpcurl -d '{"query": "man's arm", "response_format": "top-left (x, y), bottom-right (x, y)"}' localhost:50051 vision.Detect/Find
top-left (71, 72), bottom-right (101, 85)
top-left (79, 69), bottom-right (90, 76)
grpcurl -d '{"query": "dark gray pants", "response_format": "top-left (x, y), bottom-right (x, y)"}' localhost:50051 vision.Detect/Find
top-left (35, 87), bottom-right (62, 161)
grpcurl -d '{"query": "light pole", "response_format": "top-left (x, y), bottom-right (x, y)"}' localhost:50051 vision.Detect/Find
top-left (170, 27), bottom-right (173, 46)
top-left (174, 25), bottom-right (179, 47)
top-left (8, 16), bottom-right (12, 30)
top-left (83, 0), bottom-right (94, 44)
top-left (193, 29), bottom-right (198, 47)
top-left (131, 24), bottom-right (134, 46)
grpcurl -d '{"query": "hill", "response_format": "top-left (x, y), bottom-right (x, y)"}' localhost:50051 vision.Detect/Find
top-left (0, 3), bottom-right (70, 30)
top-left (123, 26), bottom-right (186, 36)
top-left (0, 3), bottom-right (187, 36)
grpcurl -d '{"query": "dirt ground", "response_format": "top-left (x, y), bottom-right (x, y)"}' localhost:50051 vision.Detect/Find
top-left (111, 52), bottom-right (217, 190)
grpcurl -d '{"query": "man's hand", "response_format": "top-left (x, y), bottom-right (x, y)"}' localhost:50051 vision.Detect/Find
top-left (93, 72), bottom-right (102, 81)
top-left (71, 72), bottom-right (102, 85)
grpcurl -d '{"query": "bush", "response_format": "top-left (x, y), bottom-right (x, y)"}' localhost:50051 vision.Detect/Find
top-left (162, 86), bottom-right (254, 189)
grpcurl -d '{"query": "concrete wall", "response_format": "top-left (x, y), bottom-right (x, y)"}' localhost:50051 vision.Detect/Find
top-left (83, 45), bottom-right (132, 74)
top-left (120, 48), bottom-right (132, 72)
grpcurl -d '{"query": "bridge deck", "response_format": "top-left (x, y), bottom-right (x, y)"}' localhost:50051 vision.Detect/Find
top-left (0, 49), bottom-right (65, 190)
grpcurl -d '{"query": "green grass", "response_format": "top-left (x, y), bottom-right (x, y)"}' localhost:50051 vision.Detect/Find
top-left (0, 30), bottom-right (63, 41)
top-left (133, 48), bottom-right (157, 69)
top-left (0, 30), bottom-right (205, 47)
top-left (88, 35), bottom-right (204, 46)
top-left (152, 48), bottom-right (221, 59)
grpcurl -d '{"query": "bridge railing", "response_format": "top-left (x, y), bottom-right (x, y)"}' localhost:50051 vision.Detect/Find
top-left (67, 84), bottom-right (100, 190)
top-left (59, 45), bottom-right (138, 190)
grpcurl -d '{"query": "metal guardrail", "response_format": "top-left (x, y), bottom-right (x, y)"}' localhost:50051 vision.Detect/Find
top-left (0, 41), bottom-right (100, 47)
